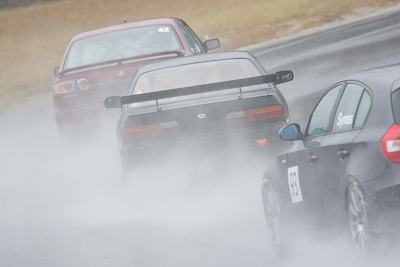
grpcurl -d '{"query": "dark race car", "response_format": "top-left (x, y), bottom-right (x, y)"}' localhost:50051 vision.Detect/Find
top-left (104, 51), bottom-right (293, 173)
top-left (53, 17), bottom-right (220, 139)
top-left (261, 65), bottom-right (400, 257)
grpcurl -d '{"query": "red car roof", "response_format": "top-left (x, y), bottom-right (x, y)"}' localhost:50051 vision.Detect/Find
top-left (69, 17), bottom-right (180, 42)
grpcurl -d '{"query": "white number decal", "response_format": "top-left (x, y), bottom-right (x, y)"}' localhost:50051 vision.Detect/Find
top-left (158, 27), bottom-right (170, 33)
top-left (287, 166), bottom-right (303, 203)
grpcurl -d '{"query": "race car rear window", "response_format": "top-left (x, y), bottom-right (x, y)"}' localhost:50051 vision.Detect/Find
top-left (132, 58), bottom-right (265, 94)
top-left (392, 87), bottom-right (400, 124)
top-left (64, 25), bottom-right (183, 69)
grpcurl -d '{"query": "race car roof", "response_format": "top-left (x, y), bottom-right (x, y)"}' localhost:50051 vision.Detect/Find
top-left (339, 64), bottom-right (400, 93)
top-left (131, 50), bottom-right (264, 77)
top-left (69, 17), bottom-right (180, 42)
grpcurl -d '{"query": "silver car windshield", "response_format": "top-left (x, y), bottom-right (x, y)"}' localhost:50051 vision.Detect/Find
top-left (131, 58), bottom-right (265, 95)
top-left (64, 25), bottom-right (182, 69)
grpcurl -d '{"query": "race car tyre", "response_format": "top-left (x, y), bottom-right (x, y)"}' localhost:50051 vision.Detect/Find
top-left (346, 182), bottom-right (378, 257)
top-left (262, 180), bottom-right (286, 257)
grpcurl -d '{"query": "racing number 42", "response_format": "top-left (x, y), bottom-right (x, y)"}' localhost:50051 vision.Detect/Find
top-left (287, 166), bottom-right (303, 203)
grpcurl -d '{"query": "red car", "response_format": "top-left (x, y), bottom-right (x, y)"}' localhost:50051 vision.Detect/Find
top-left (53, 17), bottom-right (220, 137)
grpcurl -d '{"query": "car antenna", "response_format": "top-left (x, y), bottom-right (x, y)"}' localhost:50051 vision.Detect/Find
top-left (123, 17), bottom-right (127, 23)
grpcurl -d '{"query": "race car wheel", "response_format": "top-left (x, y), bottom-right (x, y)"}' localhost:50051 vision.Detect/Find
top-left (347, 182), bottom-right (373, 256)
top-left (262, 180), bottom-right (285, 256)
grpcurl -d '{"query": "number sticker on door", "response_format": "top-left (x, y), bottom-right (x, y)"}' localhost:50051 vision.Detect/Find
top-left (287, 166), bottom-right (303, 203)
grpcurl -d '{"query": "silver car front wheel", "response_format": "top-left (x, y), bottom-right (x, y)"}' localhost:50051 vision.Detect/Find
top-left (262, 181), bottom-right (284, 256)
top-left (347, 183), bottom-right (371, 256)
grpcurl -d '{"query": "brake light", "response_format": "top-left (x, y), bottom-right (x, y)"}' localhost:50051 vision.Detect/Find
top-left (226, 106), bottom-right (283, 123)
top-left (381, 124), bottom-right (400, 163)
top-left (122, 121), bottom-right (180, 140)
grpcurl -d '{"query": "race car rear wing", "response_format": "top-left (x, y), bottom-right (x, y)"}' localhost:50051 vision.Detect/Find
top-left (104, 70), bottom-right (293, 108)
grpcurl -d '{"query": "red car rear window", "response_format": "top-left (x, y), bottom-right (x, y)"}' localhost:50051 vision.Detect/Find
top-left (64, 24), bottom-right (182, 70)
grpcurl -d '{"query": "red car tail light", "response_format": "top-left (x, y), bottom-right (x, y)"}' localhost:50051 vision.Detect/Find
top-left (226, 106), bottom-right (284, 123)
top-left (381, 123), bottom-right (400, 163)
top-left (122, 121), bottom-right (180, 140)
top-left (54, 80), bottom-right (75, 94)
top-left (77, 78), bottom-right (90, 90)
top-left (54, 78), bottom-right (90, 94)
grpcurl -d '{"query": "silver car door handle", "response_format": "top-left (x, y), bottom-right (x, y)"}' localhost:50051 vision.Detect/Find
top-left (337, 149), bottom-right (349, 160)
top-left (309, 154), bottom-right (317, 164)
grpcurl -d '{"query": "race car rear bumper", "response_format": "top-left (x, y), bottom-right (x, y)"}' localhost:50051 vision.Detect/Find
top-left (119, 121), bottom-right (289, 167)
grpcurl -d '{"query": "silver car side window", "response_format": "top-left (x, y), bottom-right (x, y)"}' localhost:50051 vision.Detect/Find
top-left (332, 83), bottom-right (364, 133)
top-left (306, 85), bottom-right (342, 136)
top-left (354, 90), bottom-right (372, 129)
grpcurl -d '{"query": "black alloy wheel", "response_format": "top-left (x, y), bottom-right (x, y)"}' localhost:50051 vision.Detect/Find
top-left (347, 182), bottom-right (372, 256)
top-left (262, 181), bottom-right (285, 256)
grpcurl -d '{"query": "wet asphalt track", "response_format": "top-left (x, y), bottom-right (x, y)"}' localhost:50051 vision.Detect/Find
top-left (1, 5), bottom-right (400, 267)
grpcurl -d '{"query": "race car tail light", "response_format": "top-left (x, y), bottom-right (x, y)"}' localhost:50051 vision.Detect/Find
top-left (77, 78), bottom-right (90, 90)
top-left (54, 78), bottom-right (90, 94)
top-left (226, 106), bottom-right (284, 123)
top-left (381, 123), bottom-right (400, 163)
top-left (122, 121), bottom-right (180, 140)
top-left (54, 80), bottom-right (75, 94)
